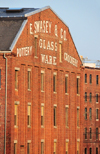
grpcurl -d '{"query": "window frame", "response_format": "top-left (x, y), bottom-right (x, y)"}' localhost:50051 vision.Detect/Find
top-left (96, 75), bottom-right (99, 85)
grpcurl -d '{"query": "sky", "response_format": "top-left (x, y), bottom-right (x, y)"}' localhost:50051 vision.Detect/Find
top-left (1, 0), bottom-right (100, 62)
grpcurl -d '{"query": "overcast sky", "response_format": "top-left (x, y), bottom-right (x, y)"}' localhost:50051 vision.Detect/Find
top-left (1, 0), bottom-right (100, 62)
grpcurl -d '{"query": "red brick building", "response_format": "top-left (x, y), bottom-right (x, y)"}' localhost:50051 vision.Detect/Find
top-left (0, 6), bottom-right (84, 154)
top-left (83, 66), bottom-right (100, 154)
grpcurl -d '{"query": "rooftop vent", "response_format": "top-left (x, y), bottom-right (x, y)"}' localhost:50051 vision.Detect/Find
top-left (6, 8), bottom-right (24, 13)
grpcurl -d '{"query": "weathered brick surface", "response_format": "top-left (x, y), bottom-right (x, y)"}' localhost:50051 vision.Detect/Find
top-left (0, 8), bottom-right (84, 154)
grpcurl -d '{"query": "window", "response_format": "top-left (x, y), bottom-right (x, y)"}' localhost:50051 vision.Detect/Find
top-left (77, 141), bottom-right (79, 154)
top-left (90, 148), bottom-right (92, 154)
top-left (96, 75), bottom-right (99, 85)
top-left (77, 77), bottom-right (80, 94)
top-left (90, 74), bottom-right (92, 84)
top-left (90, 128), bottom-right (92, 139)
top-left (96, 147), bottom-right (98, 154)
top-left (90, 93), bottom-right (92, 102)
top-left (0, 69), bottom-right (1, 88)
top-left (85, 148), bottom-right (87, 154)
top-left (85, 108), bottom-right (87, 120)
top-left (66, 141), bottom-right (68, 154)
top-left (59, 42), bottom-right (62, 62)
top-left (96, 128), bottom-right (98, 140)
top-left (85, 74), bottom-right (87, 83)
top-left (27, 143), bottom-right (30, 154)
top-left (34, 36), bottom-right (37, 57)
top-left (15, 70), bottom-right (18, 89)
top-left (96, 109), bottom-right (99, 120)
top-left (14, 143), bottom-right (17, 154)
top-left (65, 75), bottom-right (68, 93)
top-left (85, 128), bottom-right (87, 139)
top-left (85, 92), bottom-right (87, 102)
top-left (96, 94), bottom-right (98, 102)
top-left (14, 105), bottom-right (17, 126)
top-left (28, 70), bottom-right (31, 90)
top-left (65, 106), bottom-right (69, 127)
top-left (41, 71), bottom-right (44, 91)
top-left (54, 105), bottom-right (57, 127)
top-left (41, 141), bottom-right (44, 154)
top-left (41, 105), bottom-right (44, 127)
top-left (77, 107), bottom-right (79, 127)
top-left (89, 108), bottom-right (92, 120)
top-left (53, 73), bottom-right (57, 92)
top-left (54, 141), bottom-right (57, 154)
top-left (27, 103), bottom-right (31, 127)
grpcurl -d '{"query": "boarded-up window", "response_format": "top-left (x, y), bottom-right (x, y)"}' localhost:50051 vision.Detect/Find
top-left (77, 142), bottom-right (79, 154)
top-left (66, 142), bottom-right (68, 154)
top-left (77, 78), bottom-right (79, 94)
top-left (35, 37), bottom-right (37, 57)
top-left (14, 143), bottom-right (16, 154)
top-left (77, 108), bottom-right (79, 127)
top-left (53, 73), bottom-right (56, 92)
top-left (54, 142), bottom-right (56, 154)
top-left (28, 105), bottom-right (31, 126)
top-left (65, 107), bottom-right (68, 127)
top-left (89, 108), bottom-right (92, 120)
top-left (59, 43), bottom-right (62, 62)
top-left (27, 143), bottom-right (30, 154)
top-left (15, 70), bottom-right (18, 89)
top-left (14, 105), bottom-right (17, 126)
top-left (41, 106), bottom-right (44, 126)
top-left (65, 75), bottom-right (68, 93)
top-left (41, 142), bottom-right (44, 154)
top-left (54, 106), bottom-right (57, 126)
top-left (28, 71), bottom-right (31, 90)
top-left (41, 72), bottom-right (44, 91)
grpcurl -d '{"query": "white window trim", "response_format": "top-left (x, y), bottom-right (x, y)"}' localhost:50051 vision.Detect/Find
top-left (15, 67), bottom-right (20, 71)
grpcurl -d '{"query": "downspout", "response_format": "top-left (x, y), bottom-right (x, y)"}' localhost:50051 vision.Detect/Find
top-left (4, 53), bottom-right (7, 154)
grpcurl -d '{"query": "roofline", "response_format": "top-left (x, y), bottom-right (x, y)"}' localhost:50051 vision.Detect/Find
top-left (25, 6), bottom-right (69, 27)
top-left (10, 19), bottom-right (28, 51)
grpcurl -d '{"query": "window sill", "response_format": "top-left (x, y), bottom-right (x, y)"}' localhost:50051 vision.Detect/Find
top-left (53, 92), bottom-right (57, 94)
top-left (77, 126), bottom-right (80, 129)
top-left (54, 126), bottom-right (57, 129)
top-left (14, 125), bottom-right (18, 128)
top-left (34, 56), bottom-right (38, 59)
top-left (65, 93), bottom-right (69, 95)
top-left (27, 125), bottom-right (31, 128)
top-left (96, 119), bottom-right (99, 121)
top-left (77, 94), bottom-right (80, 96)
top-left (41, 125), bottom-right (44, 128)
top-left (15, 89), bottom-right (18, 91)
top-left (96, 102), bottom-right (99, 104)
top-left (28, 89), bottom-right (31, 91)
top-left (41, 90), bottom-right (44, 93)
top-left (66, 126), bottom-right (69, 128)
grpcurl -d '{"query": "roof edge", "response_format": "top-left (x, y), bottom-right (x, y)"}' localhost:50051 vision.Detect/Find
top-left (25, 6), bottom-right (69, 27)
top-left (10, 19), bottom-right (28, 51)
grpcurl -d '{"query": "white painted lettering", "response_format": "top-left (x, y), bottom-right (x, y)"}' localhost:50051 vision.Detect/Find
top-left (30, 23), bottom-right (33, 34)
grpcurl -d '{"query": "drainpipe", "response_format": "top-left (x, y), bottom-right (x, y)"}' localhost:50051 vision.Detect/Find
top-left (4, 53), bottom-right (7, 154)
